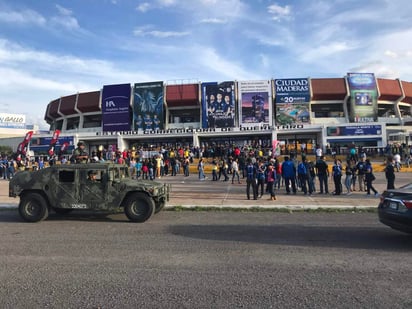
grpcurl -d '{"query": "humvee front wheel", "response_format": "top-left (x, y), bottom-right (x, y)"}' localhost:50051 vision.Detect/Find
top-left (155, 201), bottom-right (165, 213)
top-left (19, 193), bottom-right (49, 222)
top-left (124, 193), bottom-right (155, 222)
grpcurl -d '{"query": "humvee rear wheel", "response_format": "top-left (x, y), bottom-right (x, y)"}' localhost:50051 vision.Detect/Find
top-left (124, 193), bottom-right (155, 222)
top-left (19, 193), bottom-right (49, 222)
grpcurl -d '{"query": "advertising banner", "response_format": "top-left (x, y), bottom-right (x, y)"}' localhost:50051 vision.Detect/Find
top-left (0, 113), bottom-right (26, 129)
top-left (30, 136), bottom-right (74, 154)
top-left (101, 84), bottom-right (131, 132)
top-left (275, 78), bottom-right (310, 125)
top-left (48, 129), bottom-right (61, 156)
top-left (347, 73), bottom-right (378, 123)
top-left (133, 81), bottom-right (164, 131)
top-left (201, 81), bottom-right (235, 128)
top-left (326, 125), bottom-right (382, 136)
top-left (238, 80), bottom-right (271, 126)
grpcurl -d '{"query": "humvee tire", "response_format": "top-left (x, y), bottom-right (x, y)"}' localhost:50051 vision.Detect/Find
top-left (19, 193), bottom-right (49, 222)
top-left (124, 192), bottom-right (155, 222)
top-left (155, 201), bottom-right (165, 213)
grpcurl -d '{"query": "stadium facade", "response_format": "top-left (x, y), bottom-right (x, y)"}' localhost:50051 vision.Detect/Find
top-left (28, 73), bottom-right (412, 155)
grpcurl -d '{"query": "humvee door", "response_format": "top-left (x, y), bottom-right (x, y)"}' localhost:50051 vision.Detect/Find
top-left (79, 169), bottom-right (108, 209)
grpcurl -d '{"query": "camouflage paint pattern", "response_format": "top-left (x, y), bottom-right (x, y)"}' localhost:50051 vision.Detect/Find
top-left (9, 163), bottom-right (169, 211)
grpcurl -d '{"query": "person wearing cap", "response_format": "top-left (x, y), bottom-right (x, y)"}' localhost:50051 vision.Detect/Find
top-left (73, 141), bottom-right (89, 164)
top-left (87, 170), bottom-right (97, 182)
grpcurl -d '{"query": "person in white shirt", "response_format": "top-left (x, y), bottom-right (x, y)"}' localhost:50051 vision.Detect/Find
top-left (231, 158), bottom-right (241, 184)
top-left (315, 145), bottom-right (323, 160)
top-left (393, 153), bottom-right (401, 171)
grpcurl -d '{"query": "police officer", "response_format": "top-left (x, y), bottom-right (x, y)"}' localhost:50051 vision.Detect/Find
top-left (73, 141), bottom-right (89, 164)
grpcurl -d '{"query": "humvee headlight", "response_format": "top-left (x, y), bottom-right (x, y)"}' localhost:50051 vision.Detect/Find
top-left (148, 187), bottom-right (158, 195)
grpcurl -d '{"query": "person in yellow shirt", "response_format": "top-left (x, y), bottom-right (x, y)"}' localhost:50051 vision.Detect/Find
top-left (212, 160), bottom-right (218, 181)
top-left (155, 155), bottom-right (162, 179)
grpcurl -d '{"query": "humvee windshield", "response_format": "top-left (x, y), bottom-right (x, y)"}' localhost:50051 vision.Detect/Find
top-left (109, 166), bottom-right (130, 181)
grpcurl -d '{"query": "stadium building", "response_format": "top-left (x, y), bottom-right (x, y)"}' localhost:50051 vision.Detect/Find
top-left (27, 73), bottom-right (412, 156)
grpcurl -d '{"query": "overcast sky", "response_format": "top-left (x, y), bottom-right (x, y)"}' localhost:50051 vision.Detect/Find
top-left (1, 0), bottom-right (411, 129)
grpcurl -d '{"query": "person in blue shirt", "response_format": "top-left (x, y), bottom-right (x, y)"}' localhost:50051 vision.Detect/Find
top-left (135, 159), bottom-right (143, 180)
top-left (143, 114), bottom-right (153, 131)
top-left (245, 159), bottom-right (257, 200)
top-left (332, 159), bottom-right (342, 195)
top-left (365, 159), bottom-right (378, 196)
top-left (297, 158), bottom-right (309, 195)
top-left (153, 114), bottom-right (161, 130)
top-left (282, 156), bottom-right (296, 194)
top-left (135, 114), bottom-right (143, 130)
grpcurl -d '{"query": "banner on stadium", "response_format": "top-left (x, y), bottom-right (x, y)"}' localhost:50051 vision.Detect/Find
top-left (272, 140), bottom-right (281, 156)
top-left (0, 113), bottom-right (26, 129)
top-left (275, 78), bottom-right (310, 126)
top-left (133, 81), bottom-right (164, 131)
top-left (326, 124), bottom-right (382, 136)
top-left (201, 81), bottom-right (235, 129)
top-left (238, 80), bottom-right (272, 126)
top-left (347, 73), bottom-right (378, 123)
top-left (101, 84), bottom-right (131, 132)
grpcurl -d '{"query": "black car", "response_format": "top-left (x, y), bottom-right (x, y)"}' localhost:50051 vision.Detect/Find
top-left (378, 183), bottom-right (412, 234)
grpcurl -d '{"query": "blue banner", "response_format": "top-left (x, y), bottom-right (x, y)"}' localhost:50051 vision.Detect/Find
top-left (275, 78), bottom-right (310, 104)
top-left (102, 84), bottom-right (131, 132)
top-left (275, 78), bottom-right (311, 126)
top-left (35, 136), bottom-right (74, 146)
top-left (326, 125), bottom-right (382, 136)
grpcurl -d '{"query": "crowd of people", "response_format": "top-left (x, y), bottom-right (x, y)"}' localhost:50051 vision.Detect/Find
top-left (69, 141), bottom-right (401, 201)
top-left (1, 141), bottom-right (408, 202)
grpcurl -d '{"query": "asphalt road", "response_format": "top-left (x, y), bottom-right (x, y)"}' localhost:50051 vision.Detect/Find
top-left (0, 210), bottom-right (411, 308)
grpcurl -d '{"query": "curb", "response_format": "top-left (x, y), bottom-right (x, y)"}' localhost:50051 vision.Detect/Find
top-left (164, 204), bottom-right (377, 210)
top-left (0, 204), bottom-right (377, 211)
top-left (0, 204), bottom-right (18, 209)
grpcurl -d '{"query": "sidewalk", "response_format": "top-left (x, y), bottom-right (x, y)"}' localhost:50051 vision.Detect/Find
top-left (2, 171), bottom-right (410, 211)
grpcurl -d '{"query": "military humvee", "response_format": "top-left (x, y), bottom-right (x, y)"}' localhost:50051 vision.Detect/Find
top-left (9, 163), bottom-right (169, 222)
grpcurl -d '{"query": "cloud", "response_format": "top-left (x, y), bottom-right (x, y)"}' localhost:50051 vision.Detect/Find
top-left (133, 27), bottom-right (190, 38)
top-left (384, 50), bottom-right (398, 59)
top-left (55, 4), bottom-right (73, 16)
top-left (51, 4), bottom-right (81, 31)
top-left (157, 0), bottom-right (177, 6)
top-left (267, 3), bottom-right (292, 22)
top-left (199, 18), bottom-right (227, 24)
top-left (195, 47), bottom-right (260, 80)
top-left (0, 8), bottom-right (46, 26)
top-left (0, 37), bottom-right (156, 127)
top-left (136, 0), bottom-right (176, 12)
top-left (136, 2), bottom-right (151, 12)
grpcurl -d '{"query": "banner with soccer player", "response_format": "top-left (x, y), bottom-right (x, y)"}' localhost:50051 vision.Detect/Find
top-left (133, 81), bottom-right (164, 131)
top-left (201, 81), bottom-right (235, 128)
